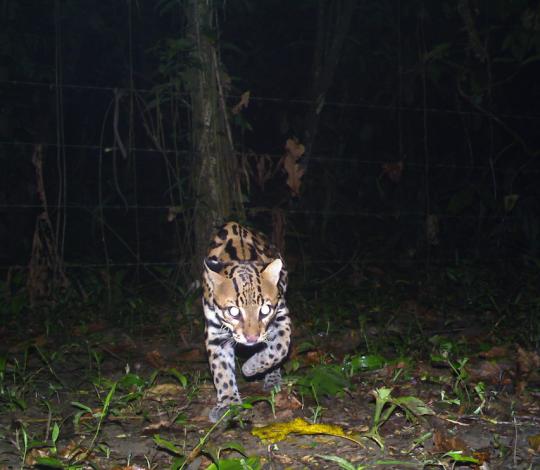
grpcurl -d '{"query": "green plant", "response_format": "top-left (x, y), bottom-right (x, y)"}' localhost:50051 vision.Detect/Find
top-left (295, 364), bottom-right (350, 406)
top-left (308, 405), bottom-right (325, 424)
top-left (71, 381), bottom-right (117, 459)
top-left (0, 355), bottom-right (28, 412)
top-left (0, 269), bottom-right (29, 320)
top-left (364, 387), bottom-right (434, 450)
top-left (316, 454), bottom-right (366, 470)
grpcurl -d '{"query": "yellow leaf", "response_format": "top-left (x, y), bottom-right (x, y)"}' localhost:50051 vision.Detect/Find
top-left (251, 417), bottom-right (363, 447)
top-left (528, 434), bottom-right (540, 452)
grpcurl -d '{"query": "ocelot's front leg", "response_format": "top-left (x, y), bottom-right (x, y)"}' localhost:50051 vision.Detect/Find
top-left (242, 309), bottom-right (291, 383)
top-left (205, 330), bottom-right (241, 423)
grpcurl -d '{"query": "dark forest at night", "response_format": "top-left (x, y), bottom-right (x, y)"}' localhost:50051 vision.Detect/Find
top-left (1, 1), bottom-right (539, 468)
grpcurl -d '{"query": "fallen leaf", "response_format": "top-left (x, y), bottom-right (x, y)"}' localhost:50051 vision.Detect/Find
top-left (146, 350), bottom-right (166, 369)
top-left (111, 466), bottom-right (148, 470)
top-left (146, 383), bottom-right (184, 399)
top-left (232, 91), bottom-right (250, 114)
top-left (252, 417), bottom-right (361, 446)
top-left (282, 138), bottom-right (305, 196)
top-left (433, 429), bottom-right (469, 453)
top-left (58, 441), bottom-right (89, 461)
top-left (382, 160), bottom-right (404, 182)
top-left (472, 449), bottom-right (490, 464)
top-left (528, 434), bottom-right (540, 452)
top-left (466, 360), bottom-right (507, 384)
top-left (479, 345), bottom-right (509, 359)
top-left (177, 348), bottom-right (205, 362)
top-left (516, 346), bottom-right (540, 394)
top-left (25, 448), bottom-right (50, 466)
top-left (167, 206), bottom-right (184, 222)
top-left (274, 391), bottom-right (302, 410)
top-left (142, 419), bottom-right (173, 434)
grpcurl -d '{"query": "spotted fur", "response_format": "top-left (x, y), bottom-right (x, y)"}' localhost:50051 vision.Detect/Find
top-left (202, 222), bottom-right (291, 422)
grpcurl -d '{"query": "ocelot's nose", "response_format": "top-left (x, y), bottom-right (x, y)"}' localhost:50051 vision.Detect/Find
top-left (245, 334), bottom-right (259, 344)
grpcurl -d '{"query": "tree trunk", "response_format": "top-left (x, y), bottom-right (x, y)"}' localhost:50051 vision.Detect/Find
top-left (185, 0), bottom-right (244, 277)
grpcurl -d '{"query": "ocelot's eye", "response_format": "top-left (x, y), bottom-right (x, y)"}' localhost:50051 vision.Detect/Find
top-left (259, 304), bottom-right (271, 316)
top-left (228, 306), bottom-right (241, 318)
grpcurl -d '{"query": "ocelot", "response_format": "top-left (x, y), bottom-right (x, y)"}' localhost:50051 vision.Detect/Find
top-left (202, 222), bottom-right (291, 422)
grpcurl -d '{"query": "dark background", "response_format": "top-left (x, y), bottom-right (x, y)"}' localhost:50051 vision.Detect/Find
top-left (1, 0), bottom-right (540, 292)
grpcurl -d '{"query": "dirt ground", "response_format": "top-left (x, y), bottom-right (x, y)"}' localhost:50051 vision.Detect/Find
top-left (1, 276), bottom-right (540, 469)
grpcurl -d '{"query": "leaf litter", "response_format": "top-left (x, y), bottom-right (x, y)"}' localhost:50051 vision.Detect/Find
top-left (1, 266), bottom-right (540, 468)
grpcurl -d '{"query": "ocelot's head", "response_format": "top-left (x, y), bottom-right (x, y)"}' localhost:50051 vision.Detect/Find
top-left (204, 258), bottom-right (283, 345)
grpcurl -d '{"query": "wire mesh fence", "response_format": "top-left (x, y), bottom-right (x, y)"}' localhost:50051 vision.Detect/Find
top-left (2, 3), bottom-right (540, 286)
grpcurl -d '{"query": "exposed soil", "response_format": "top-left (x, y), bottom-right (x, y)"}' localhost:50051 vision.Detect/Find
top-left (1, 280), bottom-right (540, 470)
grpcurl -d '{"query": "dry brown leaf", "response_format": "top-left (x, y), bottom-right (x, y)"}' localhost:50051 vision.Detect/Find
top-left (304, 350), bottom-right (329, 365)
top-left (466, 360), bottom-right (507, 384)
top-left (177, 347), bottom-right (206, 362)
top-left (282, 138), bottom-right (305, 196)
top-left (25, 448), bottom-right (50, 466)
top-left (433, 429), bottom-right (469, 453)
top-left (232, 91), bottom-right (250, 114)
top-left (516, 346), bottom-right (540, 394)
top-left (145, 350), bottom-right (166, 369)
top-left (111, 466), bottom-right (148, 470)
top-left (146, 383), bottom-right (184, 399)
top-left (274, 390), bottom-right (302, 410)
top-left (9, 335), bottom-right (49, 352)
top-left (58, 441), bottom-right (89, 461)
top-left (517, 346), bottom-right (540, 375)
top-left (472, 449), bottom-right (491, 464)
top-left (479, 345), bottom-right (509, 359)
top-left (167, 206), bottom-right (183, 222)
top-left (72, 321), bottom-right (107, 336)
top-left (142, 418), bottom-right (173, 434)
top-left (382, 160), bottom-right (404, 182)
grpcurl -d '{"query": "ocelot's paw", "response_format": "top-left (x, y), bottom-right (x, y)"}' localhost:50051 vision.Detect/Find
top-left (208, 396), bottom-right (242, 423)
top-left (242, 358), bottom-right (267, 377)
top-left (263, 369), bottom-right (282, 391)
top-left (209, 404), bottom-right (229, 423)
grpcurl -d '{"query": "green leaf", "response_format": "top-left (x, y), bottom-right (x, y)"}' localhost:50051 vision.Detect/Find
top-left (296, 341), bottom-right (316, 353)
top-left (171, 456), bottom-right (187, 470)
top-left (153, 434), bottom-right (184, 456)
top-left (167, 368), bottom-right (188, 387)
top-left (205, 457), bottom-right (261, 470)
top-left (373, 387), bottom-right (393, 401)
top-left (349, 354), bottom-right (386, 371)
top-left (442, 451), bottom-right (479, 463)
top-left (316, 454), bottom-right (359, 470)
top-left (297, 365), bottom-right (350, 400)
top-left (374, 460), bottom-right (419, 467)
top-left (217, 441), bottom-right (247, 457)
top-left (51, 422), bottom-right (60, 443)
top-left (118, 373), bottom-right (145, 389)
top-left (70, 402), bottom-right (93, 414)
top-left (394, 396), bottom-right (435, 416)
top-left (34, 457), bottom-right (65, 468)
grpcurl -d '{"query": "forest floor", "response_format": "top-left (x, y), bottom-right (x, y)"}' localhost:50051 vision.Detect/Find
top-left (1, 263), bottom-right (540, 469)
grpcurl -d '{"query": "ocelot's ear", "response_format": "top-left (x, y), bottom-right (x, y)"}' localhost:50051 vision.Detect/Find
top-left (204, 258), bottom-right (225, 286)
top-left (261, 258), bottom-right (282, 286)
